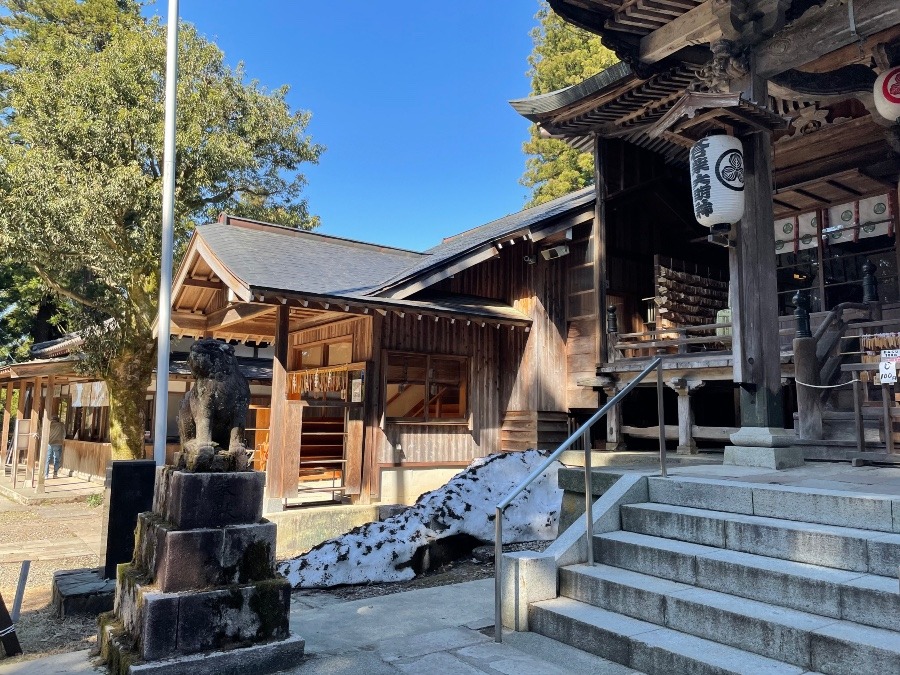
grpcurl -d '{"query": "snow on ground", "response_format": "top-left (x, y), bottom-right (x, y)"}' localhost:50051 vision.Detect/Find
top-left (277, 449), bottom-right (563, 588)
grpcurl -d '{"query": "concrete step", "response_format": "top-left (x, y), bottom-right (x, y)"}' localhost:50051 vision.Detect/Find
top-left (594, 531), bottom-right (900, 631)
top-left (559, 563), bottom-right (900, 673)
top-left (528, 596), bottom-right (811, 675)
top-left (620, 502), bottom-right (900, 575)
top-left (646, 476), bottom-right (899, 533)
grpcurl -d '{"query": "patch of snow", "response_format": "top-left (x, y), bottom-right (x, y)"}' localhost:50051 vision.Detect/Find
top-left (277, 449), bottom-right (562, 588)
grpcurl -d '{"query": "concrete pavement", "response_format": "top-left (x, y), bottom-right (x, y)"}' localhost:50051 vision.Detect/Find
top-left (0, 578), bottom-right (642, 674)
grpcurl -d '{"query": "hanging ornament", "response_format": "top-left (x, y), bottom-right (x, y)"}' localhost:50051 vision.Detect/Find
top-left (874, 66), bottom-right (900, 123)
top-left (689, 135), bottom-right (745, 229)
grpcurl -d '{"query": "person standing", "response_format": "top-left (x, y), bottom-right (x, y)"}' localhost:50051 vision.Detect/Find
top-left (45, 415), bottom-right (65, 479)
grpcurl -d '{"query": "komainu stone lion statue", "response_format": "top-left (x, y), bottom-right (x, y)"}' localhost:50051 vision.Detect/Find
top-left (176, 338), bottom-right (251, 472)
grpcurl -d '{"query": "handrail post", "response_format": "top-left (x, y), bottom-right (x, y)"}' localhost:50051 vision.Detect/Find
top-left (882, 382), bottom-right (895, 455)
top-left (853, 377), bottom-right (864, 455)
top-left (491, 356), bottom-right (663, 644)
top-left (494, 505), bottom-right (502, 642)
top-left (583, 430), bottom-right (594, 566)
top-left (657, 358), bottom-right (667, 477)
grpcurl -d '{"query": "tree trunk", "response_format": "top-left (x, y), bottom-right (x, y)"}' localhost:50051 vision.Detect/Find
top-left (105, 341), bottom-right (156, 461)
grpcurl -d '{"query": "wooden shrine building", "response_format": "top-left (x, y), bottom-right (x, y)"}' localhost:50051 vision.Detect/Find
top-left (166, 197), bottom-right (601, 508)
top-left (507, 0), bottom-right (900, 461)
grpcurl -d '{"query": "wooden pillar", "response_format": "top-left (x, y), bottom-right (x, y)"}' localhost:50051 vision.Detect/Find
top-left (264, 304), bottom-right (290, 511)
top-left (11, 380), bottom-right (26, 490)
top-left (668, 379), bottom-right (703, 455)
top-left (793, 336), bottom-right (823, 440)
top-left (603, 385), bottom-right (626, 451)
top-left (35, 374), bottom-right (55, 494)
top-left (24, 378), bottom-right (40, 485)
top-left (729, 84), bottom-right (783, 429)
top-left (1, 382), bottom-right (12, 482)
top-left (593, 135), bottom-right (609, 364)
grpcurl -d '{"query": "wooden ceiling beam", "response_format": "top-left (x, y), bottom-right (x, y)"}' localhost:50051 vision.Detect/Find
top-left (756, 0), bottom-right (900, 79)
top-left (640, 0), bottom-right (719, 64)
top-left (183, 278), bottom-right (222, 290)
top-left (206, 302), bottom-right (275, 331)
top-left (170, 311), bottom-right (207, 335)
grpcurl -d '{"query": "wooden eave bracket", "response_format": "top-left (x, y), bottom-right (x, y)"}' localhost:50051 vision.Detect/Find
top-left (645, 91), bottom-right (789, 142)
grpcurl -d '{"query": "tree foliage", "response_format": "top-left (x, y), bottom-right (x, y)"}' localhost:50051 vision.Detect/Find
top-left (0, 0), bottom-right (324, 457)
top-left (0, 261), bottom-right (63, 364)
top-left (521, 3), bottom-right (617, 206)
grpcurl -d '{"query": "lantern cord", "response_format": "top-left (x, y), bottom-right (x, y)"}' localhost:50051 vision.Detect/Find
top-left (794, 378), bottom-right (861, 389)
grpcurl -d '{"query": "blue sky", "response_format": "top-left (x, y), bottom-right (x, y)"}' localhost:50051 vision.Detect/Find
top-left (146, 1), bottom-right (542, 251)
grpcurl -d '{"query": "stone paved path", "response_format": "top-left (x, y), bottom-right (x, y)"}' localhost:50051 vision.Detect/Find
top-left (0, 579), bottom-right (643, 674)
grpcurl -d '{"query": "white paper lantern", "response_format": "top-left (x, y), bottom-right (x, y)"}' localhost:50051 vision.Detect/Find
top-left (874, 66), bottom-right (900, 122)
top-left (689, 135), bottom-right (745, 228)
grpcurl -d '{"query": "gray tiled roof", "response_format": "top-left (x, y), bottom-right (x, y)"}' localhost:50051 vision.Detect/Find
top-left (197, 187), bottom-right (594, 310)
top-left (373, 186), bottom-right (595, 294)
top-left (197, 221), bottom-right (425, 297)
top-left (508, 62), bottom-right (633, 120)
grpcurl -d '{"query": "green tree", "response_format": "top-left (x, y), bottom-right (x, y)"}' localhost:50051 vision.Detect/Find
top-left (521, 3), bottom-right (617, 206)
top-left (0, 0), bottom-right (324, 459)
top-left (0, 261), bottom-right (64, 364)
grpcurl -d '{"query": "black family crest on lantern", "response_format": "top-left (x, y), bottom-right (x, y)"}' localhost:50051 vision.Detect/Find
top-left (690, 135), bottom-right (745, 230)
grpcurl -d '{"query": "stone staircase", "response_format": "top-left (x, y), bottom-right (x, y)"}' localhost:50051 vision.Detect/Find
top-left (528, 476), bottom-right (900, 674)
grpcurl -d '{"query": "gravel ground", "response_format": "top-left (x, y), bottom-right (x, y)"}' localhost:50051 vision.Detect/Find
top-left (0, 494), bottom-right (103, 665)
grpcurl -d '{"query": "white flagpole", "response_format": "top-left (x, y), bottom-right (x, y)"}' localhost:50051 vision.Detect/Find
top-left (153, 0), bottom-right (179, 467)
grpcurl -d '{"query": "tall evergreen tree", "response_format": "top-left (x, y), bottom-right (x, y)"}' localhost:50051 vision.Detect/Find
top-left (0, 0), bottom-right (323, 458)
top-left (521, 3), bottom-right (617, 206)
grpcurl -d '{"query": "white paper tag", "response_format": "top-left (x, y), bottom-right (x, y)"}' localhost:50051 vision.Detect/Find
top-left (880, 360), bottom-right (897, 384)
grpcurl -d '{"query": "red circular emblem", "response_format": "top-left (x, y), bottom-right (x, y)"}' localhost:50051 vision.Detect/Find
top-left (882, 67), bottom-right (900, 105)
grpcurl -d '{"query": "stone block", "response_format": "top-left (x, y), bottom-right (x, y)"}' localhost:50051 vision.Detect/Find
top-left (51, 567), bottom-right (115, 618)
top-left (839, 574), bottom-right (900, 632)
top-left (728, 427), bottom-right (795, 447)
top-left (664, 587), bottom-right (824, 669)
top-left (156, 469), bottom-right (264, 529)
top-left (647, 477), bottom-right (754, 514)
top-left (866, 533), bottom-right (900, 576)
top-left (133, 513), bottom-right (169, 575)
top-left (500, 551), bottom-right (557, 631)
top-left (138, 593), bottom-right (180, 662)
top-left (175, 578), bottom-right (290, 655)
top-left (101, 622), bottom-right (304, 675)
top-left (594, 532), bottom-right (698, 584)
top-left (557, 468), bottom-right (622, 497)
top-left (723, 519), bottom-right (869, 572)
top-left (723, 445), bottom-right (805, 469)
top-left (221, 521), bottom-right (276, 584)
top-left (810, 621), bottom-right (900, 674)
top-left (559, 565), bottom-right (684, 625)
top-left (155, 527), bottom-right (226, 592)
top-left (621, 504), bottom-right (727, 548)
top-left (751, 485), bottom-right (895, 531)
top-left (694, 549), bottom-right (859, 619)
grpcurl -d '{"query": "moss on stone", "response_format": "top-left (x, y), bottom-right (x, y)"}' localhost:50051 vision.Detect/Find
top-left (248, 579), bottom-right (289, 640)
top-left (238, 539), bottom-right (273, 583)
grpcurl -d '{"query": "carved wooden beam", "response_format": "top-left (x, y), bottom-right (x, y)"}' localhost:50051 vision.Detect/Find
top-left (714, 0), bottom-right (791, 44)
top-left (770, 65), bottom-right (876, 97)
top-left (640, 0), bottom-right (721, 64)
top-left (756, 0), bottom-right (900, 79)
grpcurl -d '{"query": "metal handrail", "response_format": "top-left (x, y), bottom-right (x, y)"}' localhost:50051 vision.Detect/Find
top-left (493, 356), bottom-right (667, 642)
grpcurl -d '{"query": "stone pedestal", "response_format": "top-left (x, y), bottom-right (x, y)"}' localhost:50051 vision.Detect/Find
top-left (98, 468), bottom-right (304, 674)
top-left (723, 427), bottom-right (805, 470)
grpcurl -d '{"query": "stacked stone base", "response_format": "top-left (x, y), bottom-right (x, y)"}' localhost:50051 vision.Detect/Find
top-left (98, 468), bottom-right (303, 674)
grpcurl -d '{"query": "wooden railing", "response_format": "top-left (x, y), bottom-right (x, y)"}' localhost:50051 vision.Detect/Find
top-left (608, 320), bottom-right (733, 361)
